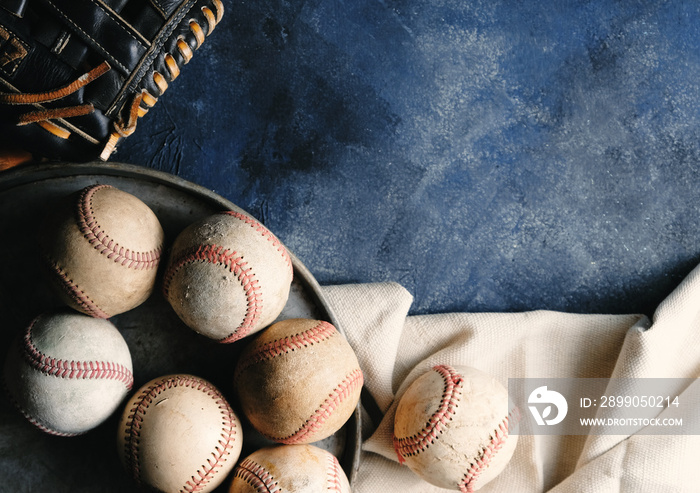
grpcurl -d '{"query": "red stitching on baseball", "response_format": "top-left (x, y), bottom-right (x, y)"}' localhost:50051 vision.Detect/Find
top-left (121, 375), bottom-right (237, 492)
top-left (77, 184), bottom-right (162, 270)
top-left (47, 259), bottom-right (109, 318)
top-left (459, 407), bottom-right (518, 493)
top-left (21, 317), bottom-right (133, 389)
top-left (393, 364), bottom-right (463, 464)
top-left (233, 321), bottom-right (337, 380)
top-left (162, 243), bottom-right (262, 342)
top-left (265, 368), bottom-right (363, 444)
top-left (233, 458), bottom-right (280, 493)
top-left (326, 451), bottom-right (345, 492)
top-left (219, 211), bottom-right (293, 275)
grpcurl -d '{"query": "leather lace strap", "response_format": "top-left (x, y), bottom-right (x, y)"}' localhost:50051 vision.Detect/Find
top-left (17, 104), bottom-right (95, 125)
top-left (0, 61), bottom-right (110, 105)
top-left (0, 61), bottom-right (110, 130)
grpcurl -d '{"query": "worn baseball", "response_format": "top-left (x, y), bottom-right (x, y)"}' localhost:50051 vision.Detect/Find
top-left (229, 444), bottom-right (351, 493)
top-left (40, 183), bottom-right (164, 318)
top-left (234, 318), bottom-right (363, 444)
top-left (162, 210), bottom-right (293, 343)
top-left (3, 311), bottom-right (133, 436)
top-left (393, 364), bottom-right (518, 492)
top-left (117, 374), bottom-right (242, 493)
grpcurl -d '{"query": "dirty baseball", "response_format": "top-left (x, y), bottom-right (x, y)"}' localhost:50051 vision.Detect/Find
top-left (229, 444), bottom-right (351, 493)
top-left (393, 364), bottom-right (518, 492)
top-left (39, 184), bottom-right (164, 318)
top-left (163, 210), bottom-right (293, 343)
top-left (3, 311), bottom-right (133, 436)
top-left (234, 318), bottom-right (363, 444)
top-left (117, 374), bottom-right (242, 493)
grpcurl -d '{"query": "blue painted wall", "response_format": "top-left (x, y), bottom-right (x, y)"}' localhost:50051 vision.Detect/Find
top-left (116, 0), bottom-right (700, 317)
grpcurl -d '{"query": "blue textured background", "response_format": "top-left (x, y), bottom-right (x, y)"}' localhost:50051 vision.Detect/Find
top-left (117, 0), bottom-right (700, 317)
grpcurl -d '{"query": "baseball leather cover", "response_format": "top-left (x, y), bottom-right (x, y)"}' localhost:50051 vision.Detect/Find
top-left (0, 0), bottom-right (223, 161)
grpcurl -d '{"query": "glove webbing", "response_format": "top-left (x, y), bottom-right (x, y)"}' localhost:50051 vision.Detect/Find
top-left (100, 10), bottom-right (220, 160)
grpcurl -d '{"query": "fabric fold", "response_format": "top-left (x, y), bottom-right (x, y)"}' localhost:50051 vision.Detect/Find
top-left (321, 282), bottom-right (414, 413)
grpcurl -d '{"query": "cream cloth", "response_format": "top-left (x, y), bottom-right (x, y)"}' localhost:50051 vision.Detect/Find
top-left (321, 262), bottom-right (700, 492)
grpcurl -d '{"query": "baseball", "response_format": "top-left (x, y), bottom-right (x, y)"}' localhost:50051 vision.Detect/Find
top-left (40, 183), bottom-right (164, 318)
top-left (117, 374), bottom-right (242, 493)
top-left (234, 318), bottom-right (363, 444)
top-left (162, 210), bottom-right (293, 343)
top-left (3, 311), bottom-right (133, 436)
top-left (229, 444), bottom-right (351, 493)
top-left (393, 364), bottom-right (518, 492)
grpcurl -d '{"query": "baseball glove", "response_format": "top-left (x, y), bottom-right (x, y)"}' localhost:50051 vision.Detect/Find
top-left (0, 0), bottom-right (223, 162)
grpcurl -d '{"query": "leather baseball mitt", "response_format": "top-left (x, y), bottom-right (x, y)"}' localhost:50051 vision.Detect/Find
top-left (0, 0), bottom-right (223, 162)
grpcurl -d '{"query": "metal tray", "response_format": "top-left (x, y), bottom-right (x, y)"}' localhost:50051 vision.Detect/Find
top-left (0, 162), bottom-right (361, 491)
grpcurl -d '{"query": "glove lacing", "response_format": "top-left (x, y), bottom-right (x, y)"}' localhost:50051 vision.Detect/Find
top-left (0, 61), bottom-right (110, 140)
top-left (0, 0), bottom-right (223, 161)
